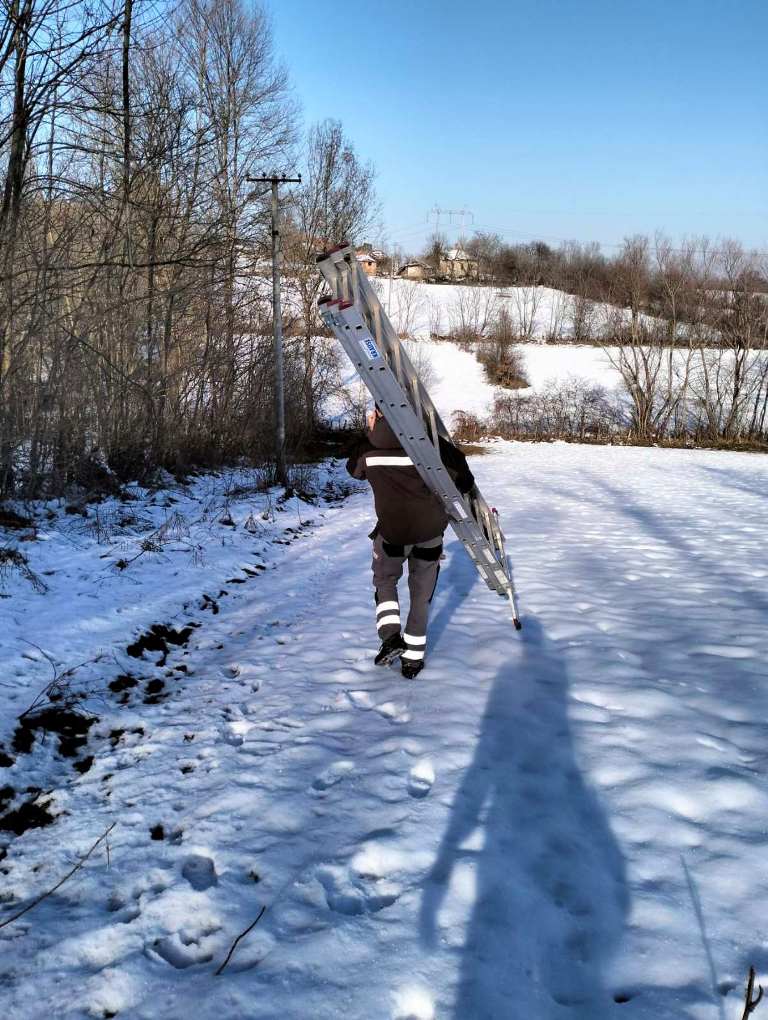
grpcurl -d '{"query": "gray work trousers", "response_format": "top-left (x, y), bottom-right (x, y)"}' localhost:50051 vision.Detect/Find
top-left (372, 533), bottom-right (442, 665)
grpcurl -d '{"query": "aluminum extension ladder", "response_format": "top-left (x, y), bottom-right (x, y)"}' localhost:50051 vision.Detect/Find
top-left (317, 244), bottom-right (522, 630)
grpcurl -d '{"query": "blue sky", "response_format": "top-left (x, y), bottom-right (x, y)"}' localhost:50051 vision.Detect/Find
top-left (269, 0), bottom-right (767, 255)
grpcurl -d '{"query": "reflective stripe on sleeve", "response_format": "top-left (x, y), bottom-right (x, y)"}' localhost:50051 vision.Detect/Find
top-left (366, 456), bottom-right (414, 467)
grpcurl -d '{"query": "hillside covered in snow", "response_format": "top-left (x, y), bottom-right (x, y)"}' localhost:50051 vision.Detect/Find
top-left (327, 278), bottom-right (767, 446)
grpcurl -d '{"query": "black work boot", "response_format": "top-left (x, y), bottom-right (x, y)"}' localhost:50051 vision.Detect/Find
top-left (401, 658), bottom-right (425, 680)
top-left (375, 633), bottom-right (406, 666)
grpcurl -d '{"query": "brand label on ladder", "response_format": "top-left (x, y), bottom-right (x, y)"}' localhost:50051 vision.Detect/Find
top-left (358, 338), bottom-right (381, 361)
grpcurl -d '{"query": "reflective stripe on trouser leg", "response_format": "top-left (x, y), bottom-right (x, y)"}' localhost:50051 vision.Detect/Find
top-left (404, 540), bottom-right (441, 653)
top-left (402, 632), bottom-right (426, 662)
top-left (372, 535), bottom-right (405, 640)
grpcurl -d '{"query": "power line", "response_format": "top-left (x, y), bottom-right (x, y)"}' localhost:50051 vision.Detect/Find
top-left (427, 205), bottom-right (475, 241)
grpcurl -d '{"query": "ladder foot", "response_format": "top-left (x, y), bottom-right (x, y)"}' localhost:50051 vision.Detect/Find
top-left (514, 619), bottom-right (523, 631)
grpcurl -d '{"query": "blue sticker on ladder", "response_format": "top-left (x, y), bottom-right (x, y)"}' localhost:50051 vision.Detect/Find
top-left (358, 338), bottom-right (381, 361)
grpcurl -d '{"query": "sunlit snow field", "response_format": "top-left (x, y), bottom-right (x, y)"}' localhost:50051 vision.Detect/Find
top-left (1, 441), bottom-right (767, 1019)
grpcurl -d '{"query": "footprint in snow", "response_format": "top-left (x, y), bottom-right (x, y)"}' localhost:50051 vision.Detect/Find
top-left (181, 854), bottom-right (218, 891)
top-left (149, 924), bottom-right (220, 969)
top-left (106, 868), bottom-right (173, 922)
top-left (312, 760), bottom-right (355, 792)
top-left (407, 759), bottom-right (435, 799)
top-left (346, 691), bottom-right (410, 722)
top-left (220, 719), bottom-right (255, 746)
top-left (376, 701), bottom-right (411, 725)
top-left (347, 690), bottom-right (375, 711)
top-left (316, 864), bottom-right (400, 916)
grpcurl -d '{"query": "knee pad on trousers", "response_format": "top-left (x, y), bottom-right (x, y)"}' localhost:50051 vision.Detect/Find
top-left (412, 543), bottom-right (443, 562)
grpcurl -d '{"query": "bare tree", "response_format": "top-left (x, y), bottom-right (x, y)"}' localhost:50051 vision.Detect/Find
top-left (422, 231), bottom-right (447, 279)
top-left (0, 0), bottom-right (302, 497)
top-left (568, 293), bottom-right (598, 343)
top-left (284, 118), bottom-right (377, 437)
top-left (509, 285), bottom-right (542, 343)
top-left (477, 307), bottom-right (528, 387)
top-left (465, 231), bottom-right (503, 283)
top-left (545, 287), bottom-right (568, 343)
top-left (449, 285), bottom-right (498, 344)
top-left (385, 278), bottom-right (427, 339)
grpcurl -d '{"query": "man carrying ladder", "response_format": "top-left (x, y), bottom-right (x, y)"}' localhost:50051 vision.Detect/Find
top-left (318, 242), bottom-right (522, 646)
top-left (347, 406), bottom-right (475, 678)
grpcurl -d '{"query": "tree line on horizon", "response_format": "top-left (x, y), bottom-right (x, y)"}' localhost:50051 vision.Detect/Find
top-left (418, 231), bottom-right (767, 328)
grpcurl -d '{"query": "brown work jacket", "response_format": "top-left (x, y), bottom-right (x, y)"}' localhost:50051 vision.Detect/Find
top-left (346, 416), bottom-right (475, 546)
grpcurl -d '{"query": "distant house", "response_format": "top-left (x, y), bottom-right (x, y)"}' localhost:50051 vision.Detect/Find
top-left (439, 247), bottom-right (478, 281)
top-left (397, 260), bottom-right (430, 282)
top-left (370, 248), bottom-right (386, 262)
top-left (356, 251), bottom-right (378, 277)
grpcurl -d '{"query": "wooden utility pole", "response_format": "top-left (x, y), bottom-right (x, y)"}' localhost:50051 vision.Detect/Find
top-left (247, 173), bottom-right (301, 487)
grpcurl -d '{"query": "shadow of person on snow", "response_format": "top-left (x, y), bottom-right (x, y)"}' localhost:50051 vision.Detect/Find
top-left (426, 538), bottom-right (479, 656)
top-left (419, 616), bottom-right (629, 1019)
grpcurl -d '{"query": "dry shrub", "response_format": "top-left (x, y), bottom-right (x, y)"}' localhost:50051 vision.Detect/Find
top-left (489, 379), bottom-right (624, 441)
top-left (453, 412), bottom-right (487, 444)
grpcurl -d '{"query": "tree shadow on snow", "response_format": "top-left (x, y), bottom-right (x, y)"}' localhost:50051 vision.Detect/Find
top-left (419, 616), bottom-right (629, 1019)
top-left (586, 473), bottom-right (768, 620)
top-left (697, 462), bottom-right (768, 503)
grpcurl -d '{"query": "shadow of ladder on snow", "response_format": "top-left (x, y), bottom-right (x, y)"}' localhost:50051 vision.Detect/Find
top-left (419, 615), bottom-right (629, 1019)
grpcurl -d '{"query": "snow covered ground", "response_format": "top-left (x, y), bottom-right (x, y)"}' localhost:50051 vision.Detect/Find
top-left (425, 341), bottom-right (501, 421)
top-left (1, 443), bottom-right (768, 1019)
top-left (519, 342), bottom-right (624, 392)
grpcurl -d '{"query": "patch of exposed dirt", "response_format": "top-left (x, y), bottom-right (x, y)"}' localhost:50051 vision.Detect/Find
top-left (108, 674), bottom-right (139, 704)
top-left (108, 674), bottom-right (138, 694)
top-left (126, 623), bottom-right (198, 665)
top-left (108, 727), bottom-right (144, 748)
top-left (12, 708), bottom-right (95, 758)
top-left (0, 790), bottom-right (55, 835)
top-left (144, 679), bottom-right (165, 705)
top-left (0, 508), bottom-right (34, 531)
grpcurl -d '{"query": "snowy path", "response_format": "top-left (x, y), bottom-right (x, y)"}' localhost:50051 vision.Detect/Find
top-left (1, 444), bottom-right (768, 1019)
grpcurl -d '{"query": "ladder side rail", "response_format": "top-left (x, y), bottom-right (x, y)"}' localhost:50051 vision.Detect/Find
top-left (492, 507), bottom-right (523, 629)
top-left (426, 405), bottom-right (439, 447)
top-left (454, 517), bottom-right (515, 596)
top-left (475, 491), bottom-right (508, 566)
